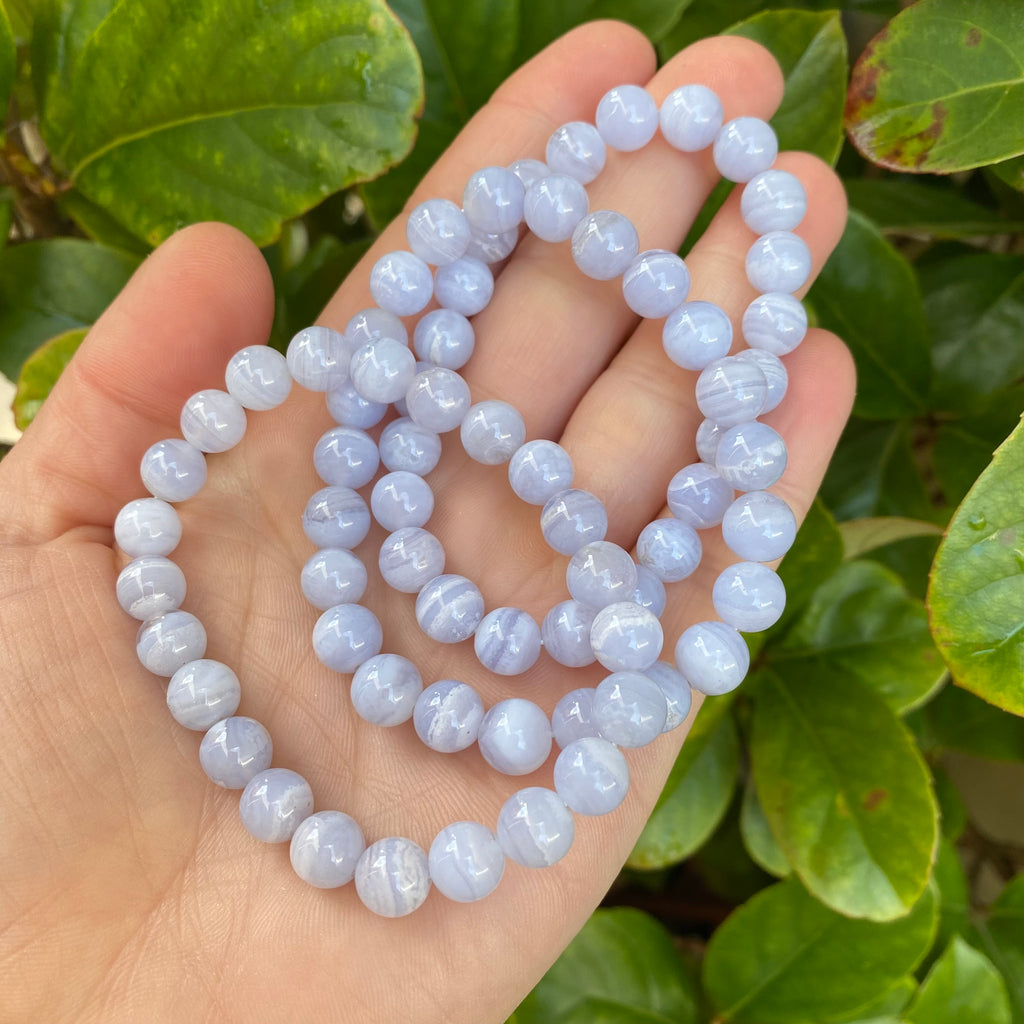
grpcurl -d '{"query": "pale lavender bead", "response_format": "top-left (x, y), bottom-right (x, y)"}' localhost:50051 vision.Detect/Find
top-left (326, 381), bottom-right (387, 429)
top-left (415, 574), bottom-right (484, 643)
top-left (637, 519), bottom-right (702, 583)
top-left (114, 498), bottom-right (181, 557)
top-left (742, 292), bottom-right (808, 356)
top-left (350, 337), bottom-right (416, 405)
top-left (632, 564), bottom-right (667, 617)
top-left (542, 600), bottom-right (597, 668)
top-left (741, 169), bottom-right (807, 233)
top-left (379, 527), bottom-right (445, 593)
top-left (140, 439), bottom-right (207, 503)
top-left (675, 620), bottom-right (750, 696)
top-left (713, 561), bottom-right (787, 633)
top-left (225, 346), bottom-right (292, 411)
top-left (199, 715), bottom-right (271, 789)
top-left (312, 604), bottom-right (382, 673)
top-left (695, 419), bottom-right (724, 466)
top-left (379, 417), bottom-right (442, 475)
top-left (462, 166), bottom-right (525, 234)
top-left (370, 471), bottom-right (434, 532)
top-left (551, 688), bottom-right (600, 748)
top-left (406, 198), bottom-right (471, 265)
top-left (644, 661), bottom-right (692, 732)
top-left (301, 548), bottom-right (367, 610)
top-left (474, 607), bottom-right (542, 676)
top-left (566, 541), bottom-right (638, 610)
top-left (355, 837), bottom-right (431, 918)
top-left (413, 309), bottom-right (475, 369)
top-left (509, 158), bottom-right (548, 189)
top-left (735, 348), bottom-right (787, 413)
top-left (240, 768), bottom-right (314, 844)
top-left (461, 400), bottom-right (526, 465)
top-left (116, 555), bottom-right (186, 620)
top-left (166, 659), bottom-right (241, 731)
top-left (508, 440), bottom-right (574, 504)
top-left (571, 210), bottom-right (639, 281)
top-left (313, 426), bottom-right (380, 488)
top-left (659, 84), bottom-right (723, 152)
top-left (478, 699), bottom-right (552, 776)
top-left (350, 653), bottom-right (422, 726)
top-left (464, 224), bottom-right (519, 264)
top-left (663, 300), bottom-right (733, 371)
top-left (290, 811), bottom-right (365, 888)
top-left (716, 422), bottom-right (787, 491)
top-left (434, 257), bottom-right (494, 316)
top-left (747, 231), bottom-right (812, 294)
top-left (541, 488), bottom-right (608, 555)
top-left (596, 84), bottom-right (658, 151)
top-left (546, 121), bottom-right (606, 183)
top-left (405, 367), bottom-right (471, 433)
top-left (721, 490), bottom-right (797, 562)
top-left (714, 117), bottom-right (778, 183)
top-left (369, 250), bottom-right (433, 316)
top-left (590, 601), bottom-right (664, 672)
top-left (554, 737), bottom-right (629, 816)
top-left (344, 307), bottom-right (408, 348)
top-left (302, 486), bottom-right (370, 549)
top-left (286, 326), bottom-right (348, 392)
top-left (414, 679), bottom-right (484, 753)
top-left (523, 174), bottom-right (589, 243)
top-left (593, 670), bottom-right (667, 747)
top-left (429, 821), bottom-right (505, 902)
top-left (180, 389), bottom-right (246, 453)
top-left (137, 610), bottom-right (206, 675)
top-left (622, 250), bottom-right (690, 318)
top-left (696, 356), bottom-right (768, 427)
top-left (667, 463), bottom-right (734, 529)
top-left (497, 787), bottom-right (575, 868)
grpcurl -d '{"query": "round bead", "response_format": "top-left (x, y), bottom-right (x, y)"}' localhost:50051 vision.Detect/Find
top-left (406, 198), bottom-right (471, 265)
top-left (636, 519), bottom-right (702, 583)
top-left (695, 356), bottom-right (768, 427)
top-left (714, 116), bottom-right (778, 182)
top-left (667, 463), bottom-right (734, 529)
top-left (140, 439), bottom-right (207, 503)
top-left (663, 300), bottom-right (733, 371)
top-left (742, 293), bottom-right (809, 356)
top-left (478, 699), bottom-right (553, 776)
top-left (370, 471), bottom-right (434, 532)
top-left (290, 810), bottom-right (365, 889)
top-left (225, 346), bottom-right (292, 411)
top-left (474, 607), bottom-right (542, 676)
top-left (566, 541), bottom-right (638, 610)
top-left (413, 309), bottom-right (475, 369)
top-left (326, 381), bottom-right (388, 429)
top-left (541, 488), bottom-right (608, 555)
top-left (551, 687), bottom-right (600, 748)
top-left (414, 679), bottom-right (485, 753)
top-left (571, 210), bottom-right (639, 281)
top-left (596, 84), bottom-right (658, 151)
top-left (350, 337), bottom-right (416, 405)
top-left (721, 490), bottom-right (797, 562)
top-left (379, 527), bottom-right (446, 593)
top-left (592, 670), bottom-right (668, 747)
top-left (659, 84), bottom-right (723, 152)
top-left (716, 422), bottom-right (788, 491)
top-left (695, 419), bottom-right (724, 465)
top-left (116, 555), bottom-right (186, 620)
top-left (460, 400), bottom-right (526, 465)
top-left (415, 574), bottom-right (484, 643)
top-left (313, 426), bottom-right (380, 488)
top-left (554, 737), bottom-right (629, 816)
top-left (355, 837), bottom-right (431, 918)
top-left (114, 498), bottom-right (182, 557)
top-left (136, 610), bottom-right (207, 676)
top-left (344, 307), bottom-right (408, 348)
top-left (713, 561), bottom-right (787, 632)
top-left (735, 348), bottom-right (788, 413)
top-left (465, 224), bottom-right (519, 264)
top-left (350, 653), bottom-right (422, 726)
top-left (462, 166), bottom-right (525, 234)
top-left (509, 158), bottom-right (549, 189)
top-left (166, 659), bottom-right (241, 731)
top-left (405, 367), bottom-right (471, 433)
top-left (545, 121), bottom-right (606, 183)
top-left (645, 661), bottom-right (693, 732)
top-left (523, 174), bottom-right (589, 243)
top-left (429, 821), bottom-right (505, 903)
top-left (180, 389), bottom-right (246, 454)
top-left (302, 486), bottom-right (370, 549)
top-left (590, 601), bottom-right (664, 672)
top-left (632, 564), bottom-right (667, 617)
top-left (286, 326), bottom-right (348, 392)
top-left (199, 716), bottom-right (272, 789)
top-left (746, 231), bottom-right (812, 294)
top-left (542, 600), bottom-right (597, 668)
top-left (675, 620), bottom-right (750, 696)
top-left (434, 257), bottom-right (494, 316)
top-left (622, 250), bottom-right (690, 318)
top-left (369, 250), bottom-right (433, 316)
top-left (497, 787), bottom-right (575, 868)
top-left (239, 768), bottom-right (314, 844)
top-left (378, 416), bottom-right (442, 475)
top-left (301, 548), bottom-right (367, 610)
top-left (312, 604), bottom-right (383, 673)
top-left (508, 440), bottom-right (574, 504)
top-left (741, 169), bottom-right (807, 233)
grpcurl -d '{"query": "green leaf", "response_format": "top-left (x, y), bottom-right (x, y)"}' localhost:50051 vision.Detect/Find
top-left (56, 190), bottom-right (152, 256)
top-left (928, 416), bottom-right (1024, 716)
top-left (11, 326), bottom-right (87, 430)
top-left (0, 186), bottom-right (12, 249)
top-left (776, 498), bottom-right (844, 626)
top-left (993, 154), bottom-right (1024, 193)
top-left (971, 874), bottom-right (1024, 1024)
top-left (0, 238), bottom-right (140, 379)
top-left (0, 1), bottom-right (15, 112)
top-left (739, 778), bottom-right (791, 879)
top-left (751, 669), bottom-right (938, 920)
top-left (931, 764), bottom-right (968, 840)
top-left (841, 518), bottom-right (944, 560)
top-left (928, 839), bottom-right (970, 971)
top-left (808, 211), bottom-right (931, 420)
top-left (37, 0), bottom-right (423, 246)
top-left (907, 936), bottom-right (1011, 1024)
top-left (846, 0), bottom-right (1024, 174)
top-left (833, 976), bottom-right (918, 1022)
top-left (916, 684), bottom-right (1024, 761)
top-left (514, 908), bottom-right (699, 1024)
top-left (703, 877), bottom-right (937, 1023)
top-left (693, 794), bottom-right (775, 904)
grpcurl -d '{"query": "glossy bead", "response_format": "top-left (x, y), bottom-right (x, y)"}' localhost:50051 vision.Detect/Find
top-left (379, 527), bottom-right (446, 593)
top-left (667, 463), bottom-right (734, 529)
top-left (593, 670), bottom-right (667, 747)
top-left (742, 169), bottom-right (807, 233)
top-left (566, 541), bottom-right (638, 610)
top-left (286, 326), bottom-right (348, 392)
top-left (116, 556), bottom-right (186, 620)
top-left (140, 439), bottom-right (207, 503)
top-left (405, 367), bottom-right (471, 433)
top-left (545, 121), bottom-right (606, 183)
top-left (509, 157), bottom-right (549, 189)
top-left (478, 699), bottom-right (553, 776)
top-left (199, 716), bottom-right (272, 789)
top-left (166, 659), bottom-right (241, 731)
top-left (406, 198), bottom-right (471, 265)
top-left (659, 84), bottom-right (723, 152)
top-left (571, 210), bottom-right (639, 281)
top-left (508, 440), bottom-right (574, 504)
top-left (370, 471), bottom-right (434, 532)
top-left (465, 224), bottom-right (518, 264)
top-left (461, 400), bottom-right (526, 465)
top-left (714, 117), bottom-right (778, 182)
top-left (554, 737), bottom-right (629, 816)
top-left (742, 292), bottom-right (809, 356)
top-left (675, 620), bottom-right (750, 696)
top-left (746, 231), bottom-right (812, 294)
top-left (622, 250), bottom-right (690, 318)
top-left (429, 822), bottom-right (505, 903)
top-left (636, 519), bottom-right (702, 583)
top-left (114, 498), bottom-right (182, 557)
top-left (663, 300), bottom-right (733, 371)
top-left (302, 486), bottom-right (370, 549)
top-left (716, 422), bottom-right (787, 491)
top-left (541, 488), bottom-right (608, 555)
top-left (301, 548), bottom-right (367, 610)
top-left (713, 561), bottom-right (787, 632)
top-left (596, 84), bottom-right (658, 151)
top-left (523, 174), bottom-right (589, 243)
top-left (350, 337), bottom-right (416, 405)
top-left (645, 661), bottom-right (692, 731)
top-left (551, 688), bottom-right (600, 748)
top-left (378, 416), bottom-right (442, 475)
top-left (542, 600), bottom-right (597, 668)
top-left (351, 653), bottom-right (422, 726)
top-left (735, 348), bottom-right (788, 413)
top-left (225, 346), bottom-right (292, 411)
top-left (355, 837), bottom-right (431, 918)
top-left (497, 787), bottom-right (575, 868)
top-left (415, 574), bottom-right (484, 643)
top-left (414, 679), bottom-right (485, 753)
top-left (695, 356), bottom-right (768, 427)
top-left (632, 564), bottom-right (667, 617)
top-left (344, 306), bottom-right (408, 348)
top-left (462, 166), bottom-right (525, 234)
top-left (474, 607), bottom-right (542, 675)
top-left (413, 309), bottom-right (475, 369)
top-left (695, 419), bottom-right (724, 466)
top-left (137, 611), bottom-right (207, 675)
top-left (369, 250), bottom-right (433, 316)
top-left (434, 257), bottom-right (494, 316)
top-left (180, 389), bottom-right (246, 453)
top-left (313, 426), bottom-right (380, 488)
top-left (312, 604), bottom-right (383, 673)
top-left (590, 601), bottom-right (663, 672)
top-left (721, 490), bottom-right (797, 562)
top-left (326, 381), bottom-right (387, 429)
top-left (290, 811), bottom-right (365, 888)
top-left (240, 768), bottom-right (314, 844)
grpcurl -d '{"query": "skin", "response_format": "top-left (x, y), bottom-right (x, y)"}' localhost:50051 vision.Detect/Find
top-left (0, 22), bottom-right (855, 1024)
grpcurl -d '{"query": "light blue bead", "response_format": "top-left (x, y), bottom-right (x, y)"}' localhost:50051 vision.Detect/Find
top-left (429, 821), bottom-right (505, 903)
top-left (140, 439), bottom-right (207, 503)
top-left (474, 607), bottom-right (542, 675)
top-left (180, 389), bottom-right (246, 454)
top-left (742, 169), bottom-right (807, 233)
top-left (509, 158), bottom-right (549, 189)
top-left (166, 659), bottom-right (241, 731)
top-left (523, 174), bottom-right (589, 243)
top-left (596, 84), bottom-right (658, 151)
top-left (461, 400), bottom-right (526, 465)
top-left (116, 555), bottom-right (186, 620)
top-left (622, 250), bottom-right (690, 318)
top-left (695, 419), bottom-right (724, 466)
top-left (551, 688), bottom-right (599, 748)
top-left (313, 426), bottom-right (380, 488)
top-left (571, 210), bottom-right (639, 281)
top-left (508, 440), bottom-right (574, 504)
top-left (735, 348), bottom-right (788, 412)
top-left (312, 603), bottom-right (383, 673)
top-left (406, 198), bottom-right (471, 265)
top-left (351, 653), bottom-right (422, 726)
top-left (541, 488), bottom-right (608, 555)
top-left (326, 381), bottom-right (387, 429)
top-left (434, 257), bottom-right (494, 316)
top-left (659, 84), bottom-right (723, 152)
top-left (290, 810), bottom-right (365, 888)
top-left (379, 416), bottom-right (442, 475)
top-left (240, 768), bottom-right (314, 843)
top-left (742, 292), bottom-right (808, 356)
top-left (644, 661), bottom-right (692, 732)
top-left (566, 541), bottom-right (638, 610)
top-left (344, 306), bottom-right (408, 348)
top-left (542, 600), bottom-right (597, 668)
top-left (465, 224), bottom-right (518, 264)
top-left (497, 787), bottom-right (575, 868)
top-left (721, 490), bottom-right (797, 562)
top-left (554, 737), bottom-right (629, 816)
top-left (713, 561), bottom-right (787, 632)
top-left (662, 300), bottom-right (733, 371)
top-left (301, 548), bottom-right (367, 611)
top-left (667, 463), bottom-right (734, 529)
top-left (675, 620), bottom-right (750, 696)
top-left (369, 250), bottom-right (433, 316)
top-left (302, 486), bottom-right (370, 549)
top-left (115, 498), bottom-right (181, 557)
top-left (137, 610), bottom-right (206, 675)
top-left (414, 679), bottom-right (485, 753)
top-left (632, 564), bottom-right (667, 617)
top-left (415, 574), bottom-right (484, 643)
top-left (405, 367), bottom-right (471, 433)
top-left (225, 346), bottom-right (292, 411)
top-left (593, 670), bottom-right (667, 747)
top-left (379, 527), bottom-right (445, 593)
top-left (355, 836), bottom-right (431, 918)
top-left (546, 121), bottom-right (606, 183)
top-left (590, 601), bottom-right (664, 672)
top-left (350, 337), bottom-right (416, 405)
top-left (478, 699), bottom-right (552, 776)
top-left (637, 519), bottom-right (702, 583)
top-left (696, 356), bottom-right (768, 427)
top-left (370, 471), bottom-right (434, 532)
top-left (714, 117), bottom-right (778, 183)
top-left (413, 309), bottom-right (475, 369)
top-left (462, 166), bottom-right (525, 234)
top-left (716, 422), bottom-right (787, 491)
top-left (199, 716), bottom-right (272, 789)
top-left (746, 231), bottom-right (812, 294)
top-left (286, 326), bottom-right (349, 392)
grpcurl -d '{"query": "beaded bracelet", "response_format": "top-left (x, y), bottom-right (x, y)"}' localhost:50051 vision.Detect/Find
top-left (114, 79), bottom-right (810, 917)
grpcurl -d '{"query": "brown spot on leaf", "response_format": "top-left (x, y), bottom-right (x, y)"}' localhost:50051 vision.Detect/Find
top-left (864, 788), bottom-right (888, 811)
top-left (966, 26), bottom-right (982, 47)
